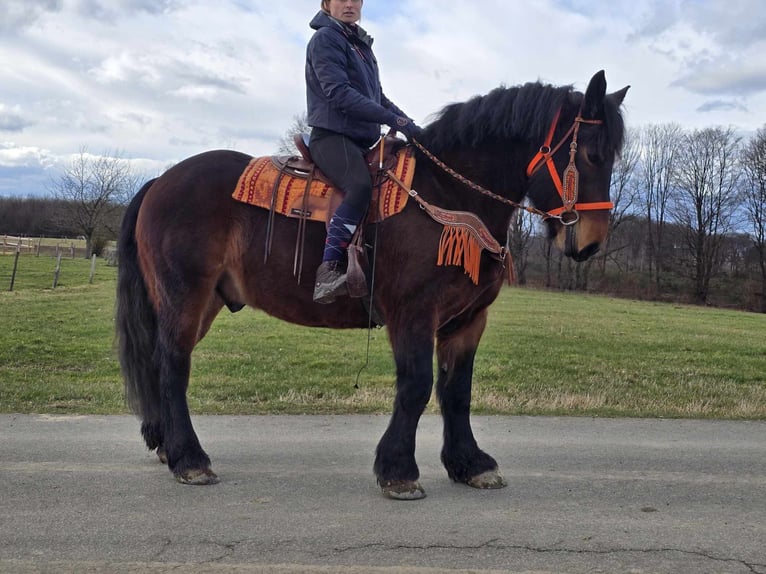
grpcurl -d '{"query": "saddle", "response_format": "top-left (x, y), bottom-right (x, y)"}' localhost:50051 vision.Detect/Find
top-left (232, 134), bottom-right (416, 297)
top-left (287, 132), bottom-right (404, 192)
top-left (233, 134), bottom-right (415, 226)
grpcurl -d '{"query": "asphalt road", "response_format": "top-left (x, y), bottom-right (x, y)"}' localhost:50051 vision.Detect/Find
top-left (1, 414), bottom-right (764, 574)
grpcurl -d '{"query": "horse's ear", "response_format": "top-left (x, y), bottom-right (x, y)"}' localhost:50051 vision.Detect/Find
top-left (582, 70), bottom-right (607, 119)
top-left (607, 85), bottom-right (630, 108)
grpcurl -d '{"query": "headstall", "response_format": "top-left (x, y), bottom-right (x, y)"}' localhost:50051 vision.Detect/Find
top-left (525, 107), bottom-right (613, 225)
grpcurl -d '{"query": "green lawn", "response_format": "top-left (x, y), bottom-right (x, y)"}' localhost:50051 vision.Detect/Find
top-left (0, 273), bottom-right (764, 418)
top-left (0, 252), bottom-right (112, 291)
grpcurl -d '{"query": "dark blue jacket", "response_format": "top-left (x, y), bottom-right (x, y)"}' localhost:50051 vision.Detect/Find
top-left (305, 11), bottom-right (409, 148)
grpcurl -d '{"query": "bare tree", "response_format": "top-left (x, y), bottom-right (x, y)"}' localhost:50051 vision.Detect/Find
top-left (276, 113), bottom-right (311, 156)
top-left (49, 148), bottom-right (140, 257)
top-left (507, 207), bottom-right (535, 285)
top-left (741, 125), bottom-right (766, 312)
top-left (597, 127), bottom-right (640, 275)
top-left (541, 233), bottom-right (554, 288)
top-left (671, 127), bottom-right (741, 304)
top-left (636, 123), bottom-right (683, 295)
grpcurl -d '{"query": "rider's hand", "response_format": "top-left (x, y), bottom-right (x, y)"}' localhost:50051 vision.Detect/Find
top-left (394, 117), bottom-right (423, 142)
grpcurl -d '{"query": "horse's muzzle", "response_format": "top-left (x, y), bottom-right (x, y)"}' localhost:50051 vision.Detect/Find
top-left (565, 225), bottom-right (601, 262)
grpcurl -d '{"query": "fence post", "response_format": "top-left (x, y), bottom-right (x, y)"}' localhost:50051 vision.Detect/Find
top-left (36, 237), bottom-right (41, 257)
top-left (70, 242), bottom-right (75, 259)
top-left (52, 253), bottom-right (62, 289)
top-left (89, 254), bottom-right (97, 284)
top-left (9, 243), bottom-right (21, 291)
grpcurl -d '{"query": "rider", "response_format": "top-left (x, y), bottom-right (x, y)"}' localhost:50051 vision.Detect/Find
top-left (306, 0), bottom-right (422, 304)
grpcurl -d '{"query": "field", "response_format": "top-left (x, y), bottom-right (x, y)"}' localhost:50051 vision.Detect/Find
top-left (0, 250), bottom-right (109, 291)
top-left (0, 262), bottom-right (764, 418)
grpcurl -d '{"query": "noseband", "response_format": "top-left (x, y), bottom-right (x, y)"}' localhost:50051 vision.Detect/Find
top-left (526, 108), bottom-right (614, 225)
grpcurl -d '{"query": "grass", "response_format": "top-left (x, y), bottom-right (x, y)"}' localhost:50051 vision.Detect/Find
top-left (0, 252), bottom-right (112, 291)
top-left (475, 292), bottom-right (766, 418)
top-left (0, 273), bottom-right (764, 418)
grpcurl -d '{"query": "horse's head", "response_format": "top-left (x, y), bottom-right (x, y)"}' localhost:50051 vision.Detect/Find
top-left (526, 71), bottom-right (629, 262)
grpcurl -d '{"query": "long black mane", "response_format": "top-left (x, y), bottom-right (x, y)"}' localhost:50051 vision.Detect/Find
top-left (422, 80), bottom-right (625, 157)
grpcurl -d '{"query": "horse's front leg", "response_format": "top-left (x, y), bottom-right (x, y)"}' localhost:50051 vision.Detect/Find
top-left (374, 316), bottom-right (434, 500)
top-left (437, 308), bottom-right (506, 490)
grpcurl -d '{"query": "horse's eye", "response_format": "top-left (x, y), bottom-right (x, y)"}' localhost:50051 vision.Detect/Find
top-left (585, 150), bottom-right (603, 166)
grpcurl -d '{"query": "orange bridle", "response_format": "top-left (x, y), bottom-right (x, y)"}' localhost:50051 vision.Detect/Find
top-left (526, 108), bottom-right (614, 224)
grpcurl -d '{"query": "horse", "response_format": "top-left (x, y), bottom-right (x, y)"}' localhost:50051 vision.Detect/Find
top-left (116, 70), bottom-right (628, 500)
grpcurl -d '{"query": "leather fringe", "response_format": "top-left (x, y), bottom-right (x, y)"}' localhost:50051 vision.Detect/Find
top-left (437, 225), bottom-right (482, 284)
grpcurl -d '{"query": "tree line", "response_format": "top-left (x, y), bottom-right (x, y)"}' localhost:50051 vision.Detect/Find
top-left (2, 124), bottom-right (765, 312)
top-left (0, 195), bottom-right (127, 257)
top-left (0, 150), bottom-right (135, 256)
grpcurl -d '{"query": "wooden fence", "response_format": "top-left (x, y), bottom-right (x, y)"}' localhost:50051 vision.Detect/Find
top-left (1, 251), bottom-right (114, 292)
top-left (1, 235), bottom-right (83, 258)
top-left (1, 235), bottom-right (35, 255)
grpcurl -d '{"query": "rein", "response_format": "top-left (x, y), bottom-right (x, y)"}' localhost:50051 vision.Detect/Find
top-left (409, 107), bottom-right (614, 225)
top-left (410, 139), bottom-right (553, 222)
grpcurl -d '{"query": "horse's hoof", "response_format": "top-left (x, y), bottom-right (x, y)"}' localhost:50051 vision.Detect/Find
top-left (380, 480), bottom-right (426, 500)
top-left (467, 469), bottom-right (507, 489)
top-left (156, 446), bottom-right (168, 465)
top-left (175, 468), bottom-right (220, 485)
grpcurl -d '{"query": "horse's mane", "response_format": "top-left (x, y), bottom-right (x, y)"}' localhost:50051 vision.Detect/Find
top-left (422, 80), bottom-right (625, 156)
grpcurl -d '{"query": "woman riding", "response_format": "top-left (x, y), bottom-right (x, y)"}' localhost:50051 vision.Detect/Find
top-left (306, 0), bottom-right (421, 303)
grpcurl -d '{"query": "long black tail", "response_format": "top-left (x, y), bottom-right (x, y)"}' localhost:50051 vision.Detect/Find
top-left (116, 179), bottom-right (161, 440)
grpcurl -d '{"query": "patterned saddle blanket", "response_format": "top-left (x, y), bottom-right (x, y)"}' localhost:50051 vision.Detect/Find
top-left (231, 141), bottom-right (416, 225)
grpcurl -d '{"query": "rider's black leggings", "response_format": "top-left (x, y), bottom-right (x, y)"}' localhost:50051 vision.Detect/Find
top-left (309, 127), bottom-right (372, 213)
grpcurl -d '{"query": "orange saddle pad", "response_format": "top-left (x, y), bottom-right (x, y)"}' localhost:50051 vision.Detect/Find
top-left (232, 146), bottom-right (416, 224)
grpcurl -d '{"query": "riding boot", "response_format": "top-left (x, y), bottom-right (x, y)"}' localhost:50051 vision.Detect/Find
top-left (313, 260), bottom-right (347, 304)
top-left (313, 202), bottom-right (363, 304)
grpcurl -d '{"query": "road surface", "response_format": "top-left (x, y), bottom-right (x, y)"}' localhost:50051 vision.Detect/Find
top-left (1, 414), bottom-right (764, 573)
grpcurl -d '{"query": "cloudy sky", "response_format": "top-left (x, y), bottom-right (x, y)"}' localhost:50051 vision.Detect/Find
top-left (1, 0), bottom-right (765, 197)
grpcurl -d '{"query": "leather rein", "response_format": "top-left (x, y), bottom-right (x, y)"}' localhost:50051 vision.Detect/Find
top-left (408, 106), bottom-right (613, 226)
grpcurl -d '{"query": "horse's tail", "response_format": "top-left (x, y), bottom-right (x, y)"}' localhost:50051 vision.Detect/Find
top-left (116, 178), bottom-right (161, 440)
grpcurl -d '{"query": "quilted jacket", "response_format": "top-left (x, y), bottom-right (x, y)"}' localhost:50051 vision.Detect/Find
top-left (305, 11), bottom-right (409, 147)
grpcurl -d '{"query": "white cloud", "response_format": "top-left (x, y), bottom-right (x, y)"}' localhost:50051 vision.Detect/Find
top-left (697, 100), bottom-right (748, 114)
top-left (0, 104), bottom-right (34, 132)
top-left (0, 143), bottom-right (58, 169)
top-left (676, 57), bottom-right (766, 96)
top-left (0, 0), bottom-right (765, 196)
top-left (0, 0), bottom-right (63, 33)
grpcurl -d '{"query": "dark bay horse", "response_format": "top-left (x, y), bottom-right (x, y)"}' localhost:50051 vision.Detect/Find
top-left (117, 70), bottom-right (628, 499)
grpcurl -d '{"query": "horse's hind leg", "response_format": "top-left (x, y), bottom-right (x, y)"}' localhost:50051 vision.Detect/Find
top-left (142, 420), bottom-right (166, 463)
top-left (153, 286), bottom-right (223, 485)
top-left (436, 308), bottom-right (506, 489)
top-left (149, 295), bottom-right (224, 467)
top-left (374, 316), bottom-right (434, 500)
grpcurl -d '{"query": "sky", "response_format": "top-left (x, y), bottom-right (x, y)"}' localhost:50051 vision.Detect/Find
top-left (1, 0), bottom-right (765, 197)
